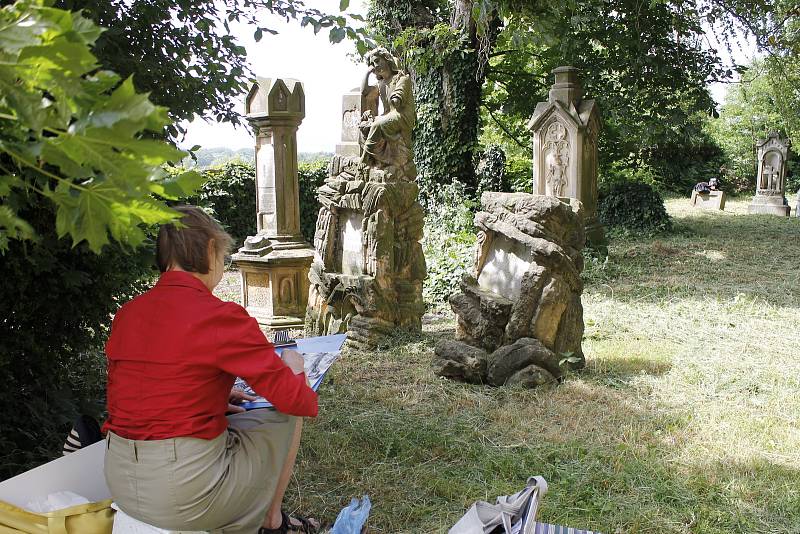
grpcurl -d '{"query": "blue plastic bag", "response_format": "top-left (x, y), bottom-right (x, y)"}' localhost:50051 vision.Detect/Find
top-left (329, 495), bottom-right (371, 534)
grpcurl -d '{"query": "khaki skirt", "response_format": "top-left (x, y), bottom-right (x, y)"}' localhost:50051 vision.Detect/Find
top-left (105, 409), bottom-right (296, 534)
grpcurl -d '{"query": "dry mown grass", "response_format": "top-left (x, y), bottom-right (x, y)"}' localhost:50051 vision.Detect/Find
top-left (218, 196), bottom-right (800, 533)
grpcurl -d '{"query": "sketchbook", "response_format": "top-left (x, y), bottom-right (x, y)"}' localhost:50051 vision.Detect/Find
top-left (233, 350), bottom-right (340, 410)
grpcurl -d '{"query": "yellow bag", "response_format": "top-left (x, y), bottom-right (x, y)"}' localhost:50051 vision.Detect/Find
top-left (0, 498), bottom-right (114, 534)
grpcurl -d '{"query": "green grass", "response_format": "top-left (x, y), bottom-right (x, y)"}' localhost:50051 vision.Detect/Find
top-left (221, 197), bottom-right (800, 533)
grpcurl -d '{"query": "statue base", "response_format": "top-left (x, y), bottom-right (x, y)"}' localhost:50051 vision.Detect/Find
top-left (748, 194), bottom-right (789, 217)
top-left (232, 236), bottom-right (314, 333)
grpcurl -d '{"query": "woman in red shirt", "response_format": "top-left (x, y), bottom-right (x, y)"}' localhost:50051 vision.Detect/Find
top-left (104, 206), bottom-right (319, 533)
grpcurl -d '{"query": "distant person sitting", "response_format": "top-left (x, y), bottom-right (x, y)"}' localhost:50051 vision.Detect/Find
top-left (103, 206), bottom-right (320, 533)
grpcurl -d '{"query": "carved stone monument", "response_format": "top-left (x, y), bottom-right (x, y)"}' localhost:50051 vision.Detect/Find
top-left (433, 193), bottom-right (586, 388)
top-left (748, 132), bottom-right (791, 216)
top-left (335, 88), bottom-right (372, 157)
top-left (691, 178), bottom-right (726, 210)
top-left (231, 78), bottom-right (315, 332)
top-left (528, 67), bottom-right (605, 249)
top-left (306, 48), bottom-right (426, 349)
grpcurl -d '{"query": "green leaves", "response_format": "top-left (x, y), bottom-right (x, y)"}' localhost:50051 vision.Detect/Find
top-left (0, 0), bottom-right (206, 253)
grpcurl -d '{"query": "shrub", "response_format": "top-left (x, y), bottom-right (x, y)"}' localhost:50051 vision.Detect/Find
top-left (0, 195), bottom-right (155, 478)
top-left (191, 158), bottom-right (329, 246)
top-left (475, 144), bottom-right (506, 195)
top-left (598, 180), bottom-right (672, 236)
top-left (422, 181), bottom-right (477, 307)
top-left (192, 161), bottom-right (256, 246)
top-left (297, 160), bottom-right (329, 243)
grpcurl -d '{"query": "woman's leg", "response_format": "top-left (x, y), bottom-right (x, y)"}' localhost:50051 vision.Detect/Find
top-left (262, 417), bottom-right (303, 529)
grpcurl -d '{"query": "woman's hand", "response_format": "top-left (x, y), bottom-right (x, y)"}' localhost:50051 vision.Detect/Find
top-left (281, 349), bottom-right (305, 375)
top-left (227, 388), bottom-right (257, 414)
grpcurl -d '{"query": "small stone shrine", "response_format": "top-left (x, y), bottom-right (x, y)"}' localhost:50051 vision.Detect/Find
top-left (306, 48), bottom-right (426, 349)
top-left (528, 67), bottom-right (605, 249)
top-left (748, 132), bottom-right (791, 216)
top-left (231, 77), bottom-right (315, 332)
top-left (433, 193), bottom-right (586, 388)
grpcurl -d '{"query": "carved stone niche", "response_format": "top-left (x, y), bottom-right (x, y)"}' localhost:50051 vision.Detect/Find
top-left (528, 67), bottom-right (605, 250)
top-left (433, 193), bottom-right (586, 388)
top-left (748, 132), bottom-right (791, 216)
top-left (305, 155), bottom-right (427, 349)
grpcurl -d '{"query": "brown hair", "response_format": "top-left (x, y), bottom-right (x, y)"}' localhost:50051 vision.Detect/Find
top-left (156, 206), bottom-right (233, 273)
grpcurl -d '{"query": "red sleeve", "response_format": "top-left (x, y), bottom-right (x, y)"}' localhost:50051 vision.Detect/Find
top-left (212, 302), bottom-right (318, 417)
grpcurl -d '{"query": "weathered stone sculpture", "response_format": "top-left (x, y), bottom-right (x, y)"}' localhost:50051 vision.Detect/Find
top-left (306, 48), bottom-right (426, 349)
top-left (433, 193), bottom-right (586, 387)
top-left (231, 78), bottom-right (315, 332)
top-left (528, 67), bottom-right (606, 249)
top-left (748, 132), bottom-right (791, 216)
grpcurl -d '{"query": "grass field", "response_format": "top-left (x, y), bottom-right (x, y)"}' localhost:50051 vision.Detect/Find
top-left (219, 196), bottom-right (800, 533)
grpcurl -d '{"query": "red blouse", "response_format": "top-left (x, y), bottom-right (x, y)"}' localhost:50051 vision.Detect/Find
top-left (103, 271), bottom-right (317, 440)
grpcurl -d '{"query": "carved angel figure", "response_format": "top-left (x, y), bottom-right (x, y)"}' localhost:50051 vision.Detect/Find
top-left (358, 47), bottom-right (416, 175)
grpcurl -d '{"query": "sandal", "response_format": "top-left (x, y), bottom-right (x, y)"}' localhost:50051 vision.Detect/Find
top-left (259, 510), bottom-right (320, 533)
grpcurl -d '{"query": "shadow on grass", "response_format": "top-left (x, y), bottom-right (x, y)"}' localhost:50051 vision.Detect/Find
top-left (291, 324), bottom-right (799, 534)
top-left (585, 209), bottom-right (800, 309)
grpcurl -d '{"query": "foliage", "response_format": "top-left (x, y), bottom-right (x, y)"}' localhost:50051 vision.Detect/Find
top-left (189, 159), bottom-right (327, 246)
top-left (708, 59), bottom-right (800, 193)
top-left (598, 180), bottom-right (672, 236)
top-left (190, 162), bottom-right (256, 246)
top-left (0, 192), bottom-right (156, 478)
top-left (297, 159), bottom-right (328, 243)
top-left (475, 144), bottom-right (506, 194)
top-left (369, 2), bottom-right (494, 199)
top-left (57, 0), bottom-right (371, 138)
top-left (421, 181), bottom-right (477, 306)
top-left (0, 0), bottom-right (205, 252)
top-left (480, 0), bottom-right (732, 195)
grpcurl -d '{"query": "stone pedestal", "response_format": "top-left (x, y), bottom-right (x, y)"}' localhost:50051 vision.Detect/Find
top-left (433, 193), bottom-right (586, 388)
top-left (528, 67), bottom-right (606, 250)
top-left (691, 190), bottom-right (726, 210)
top-left (748, 132), bottom-right (791, 217)
top-left (232, 77), bottom-right (315, 332)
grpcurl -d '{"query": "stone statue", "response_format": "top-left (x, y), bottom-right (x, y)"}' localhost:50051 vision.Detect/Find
top-left (306, 48), bottom-right (426, 349)
top-left (358, 47), bottom-right (416, 180)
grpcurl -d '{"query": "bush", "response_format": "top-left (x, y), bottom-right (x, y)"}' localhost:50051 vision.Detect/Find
top-left (297, 160), bottom-right (329, 243)
top-left (475, 144), bottom-right (506, 195)
top-left (422, 181), bottom-right (477, 307)
top-left (191, 159), bottom-right (329, 246)
top-left (192, 161), bottom-right (256, 245)
top-left (598, 180), bottom-right (672, 236)
top-left (0, 195), bottom-right (155, 478)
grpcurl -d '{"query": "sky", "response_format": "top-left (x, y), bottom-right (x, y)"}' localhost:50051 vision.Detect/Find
top-left (180, 2), bottom-right (367, 153)
top-left (181, 4), bottom-right (760, 153)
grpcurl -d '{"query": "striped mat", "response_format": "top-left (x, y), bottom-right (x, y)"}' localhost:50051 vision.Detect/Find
top-left (533, 523), bottom-right (600, 534)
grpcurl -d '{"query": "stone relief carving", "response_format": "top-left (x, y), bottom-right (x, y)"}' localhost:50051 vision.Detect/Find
top-left (749, 132), bottom-right (791, 216)
top-left (543, 121), bottom-right (570, 197)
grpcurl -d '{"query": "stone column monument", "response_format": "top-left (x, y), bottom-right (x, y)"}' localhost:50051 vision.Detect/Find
top-left (306, 48), bottom-right (426, 350)
top-left (748, 132), bottom-right (791, 216)
top-left (527, 66), bottom-right (606, 249)
top-left (231, 77), bottom-right (315, 332)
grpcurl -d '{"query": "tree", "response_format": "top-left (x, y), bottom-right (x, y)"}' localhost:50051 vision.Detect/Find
top-left (54, 0), bottom-right (370, 139)
top-left (366, 0), bottom-right (789, 195)
top-left (708, 58), bottom-right (800, 192)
